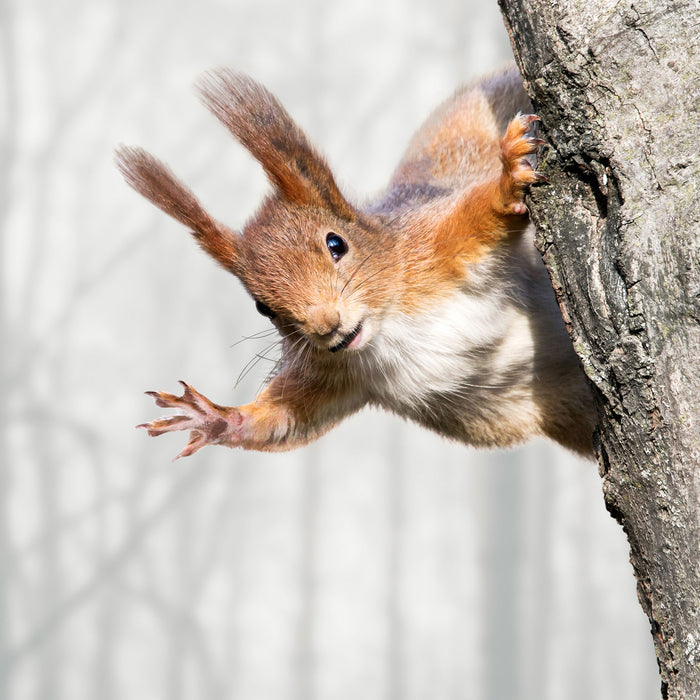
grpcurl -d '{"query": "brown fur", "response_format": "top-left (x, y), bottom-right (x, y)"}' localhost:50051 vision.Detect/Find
top-left (117, 64), bottom-right (595, 459)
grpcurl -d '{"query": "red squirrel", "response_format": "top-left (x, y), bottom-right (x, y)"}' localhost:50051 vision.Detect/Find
top-left (116, 64), bottom-right (595, 459)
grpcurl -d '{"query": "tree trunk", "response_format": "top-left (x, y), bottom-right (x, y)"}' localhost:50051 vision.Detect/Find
top-left (497, 1), bottom-right (700, 698)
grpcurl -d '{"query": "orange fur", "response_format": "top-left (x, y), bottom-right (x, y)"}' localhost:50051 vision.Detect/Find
top-left (115, 146), bottom-right (242, 274)
top-left (391, 90), bottom-right (501, 187)
top-left (119, 64), bottom-right (595, 459)
top-left (196, 70), bottom-right (356, 220)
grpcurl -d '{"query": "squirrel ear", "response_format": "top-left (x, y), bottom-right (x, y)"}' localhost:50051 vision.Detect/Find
top-left (196, 69), bottom-right (355, 220)
top-left (115, 146), bottom-right (242, 275)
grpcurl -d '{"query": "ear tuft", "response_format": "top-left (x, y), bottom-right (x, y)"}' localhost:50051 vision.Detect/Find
top-left (196, 69), bottom-right (355, 220)
top-left (115, 145), bottom-right (242, 274)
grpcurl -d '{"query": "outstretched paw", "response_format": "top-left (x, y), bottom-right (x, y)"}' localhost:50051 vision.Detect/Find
top-left (137, 381), bottom-right (243, 459)
top-left (497, 113), bottom-right (546, 215)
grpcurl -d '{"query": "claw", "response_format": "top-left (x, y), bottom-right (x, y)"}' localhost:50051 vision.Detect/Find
top-left (495, 113), bottom-right (549, 215)
top-left (139, 381), bottom-right (244, 458)
top-left (145, 389), bottom-right (190, 410)
top-left (517, 167), bottom-right (549, 185)
top-left (174, 430), bottom-right (209, 460)
top-left (136, 414), bottom-right (193, 437)
top-left (176, 380), bottom-right (222, 414)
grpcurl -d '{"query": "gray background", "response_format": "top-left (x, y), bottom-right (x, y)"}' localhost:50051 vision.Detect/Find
top-left (1, 0), bottom-right (660, 698)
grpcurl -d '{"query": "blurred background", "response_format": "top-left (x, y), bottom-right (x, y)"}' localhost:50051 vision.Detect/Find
top-left (1, 0), bottom-right (660, 698)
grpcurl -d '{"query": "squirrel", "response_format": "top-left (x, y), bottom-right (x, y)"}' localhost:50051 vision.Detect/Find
top-left (116, 64), bottom-right (595, 460)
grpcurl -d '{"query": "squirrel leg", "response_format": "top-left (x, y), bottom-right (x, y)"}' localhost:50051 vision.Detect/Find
top-left (138, 376), bottom-right (349, 458)
top-left (429, 114), bottom-right (545, 262)
top-left (494, 113), bottom-right (545, 216)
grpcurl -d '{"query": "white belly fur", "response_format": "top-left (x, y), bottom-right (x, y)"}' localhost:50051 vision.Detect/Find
top-left (371, 292), bottom-right (532, 395)
top-left (361, 286), bottom-right (544, 446)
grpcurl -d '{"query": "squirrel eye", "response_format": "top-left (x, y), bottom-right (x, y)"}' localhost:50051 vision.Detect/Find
top-left (255, 299), bottom-right (276, 319)
top-left (326, 232), bottom-right (348, 261)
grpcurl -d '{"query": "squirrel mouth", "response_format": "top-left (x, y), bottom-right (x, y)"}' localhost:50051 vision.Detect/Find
top-left (328, 322), bottom-right (363, 353)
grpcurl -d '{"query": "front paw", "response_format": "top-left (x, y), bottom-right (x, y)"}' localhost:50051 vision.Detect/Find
top-left (497, 113), bottom-right (546, 215)
top-left (138, 381), bottom-right (243, 459)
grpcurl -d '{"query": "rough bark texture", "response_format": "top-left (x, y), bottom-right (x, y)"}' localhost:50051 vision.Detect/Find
top-left (498, 1), bottom-right (700, 698)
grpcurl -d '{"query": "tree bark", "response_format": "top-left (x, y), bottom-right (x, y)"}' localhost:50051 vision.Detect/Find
top-left (497, 1), bottom-right (700, 698)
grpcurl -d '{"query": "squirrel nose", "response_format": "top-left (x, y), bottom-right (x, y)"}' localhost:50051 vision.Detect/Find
top-left (307, 305), bottom-right (341, 337)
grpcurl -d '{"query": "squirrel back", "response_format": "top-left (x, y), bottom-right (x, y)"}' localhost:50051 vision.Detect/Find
top-left (117, 64), bottom-right (595, 459)
top-left (389, 69), bottom-right (532, 190)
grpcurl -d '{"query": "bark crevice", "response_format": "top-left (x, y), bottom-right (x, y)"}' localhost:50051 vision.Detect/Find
top-left (499, 0), bottom-right (700, 697)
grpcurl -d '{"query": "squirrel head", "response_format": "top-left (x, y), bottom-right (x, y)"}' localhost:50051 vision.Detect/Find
top-left (236, 194), bottom-right (390, 352)
top-left (117, 70), bottom-right (394, 353)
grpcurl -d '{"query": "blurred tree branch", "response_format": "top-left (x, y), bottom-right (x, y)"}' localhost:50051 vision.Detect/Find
top-left (5, 464), bottom-right (207, 670)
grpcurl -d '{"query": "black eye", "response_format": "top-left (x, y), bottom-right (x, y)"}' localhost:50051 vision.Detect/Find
top-left (255, 299), bottom-right (276, 319)
top-left (326, 232), bottom-right (348, 261)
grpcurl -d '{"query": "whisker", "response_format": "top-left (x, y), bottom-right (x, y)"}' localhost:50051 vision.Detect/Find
top-left (443, 380), bottom-right (505, 391)
top-left (278, 332), bottom-right (313, 402)
top-left (345, 260), bottom-right (399, 299)
top-left (341, 251), bottom-right (375, 296)
top-left (229, 328), bottom-right (279, 348)
top-left (235, 339), bottom-right (283, 387)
